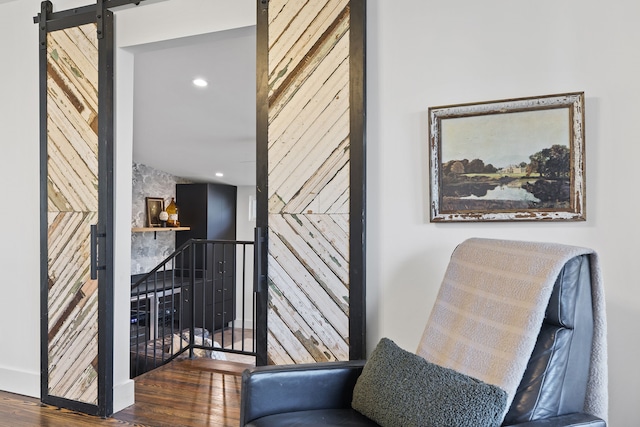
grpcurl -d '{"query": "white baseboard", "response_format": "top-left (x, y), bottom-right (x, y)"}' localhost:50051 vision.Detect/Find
top-left (0, 367), bottom-right (39, 398)
top-left (113, 378), bottom-right (135, 413)
top-left (0, 367), bottom-right (135, 415)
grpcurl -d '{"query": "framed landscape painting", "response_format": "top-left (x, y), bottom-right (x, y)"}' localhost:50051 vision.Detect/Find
top-left (429, 92), bottom-right (586, 222)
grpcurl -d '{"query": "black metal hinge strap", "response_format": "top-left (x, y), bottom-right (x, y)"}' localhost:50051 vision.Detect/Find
top-left (96, 0), bottom-right (104, 39)
top-left (38, 1), bottom-right (52, 50)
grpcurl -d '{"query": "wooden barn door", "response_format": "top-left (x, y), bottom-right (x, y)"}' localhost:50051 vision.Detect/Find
top-left (256, 0), bottom-right (365, 365)
top-left (38, 2), bottom-right (114, 416)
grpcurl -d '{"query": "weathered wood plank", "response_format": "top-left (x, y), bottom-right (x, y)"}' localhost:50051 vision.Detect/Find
top-left (269, 16), bottom-right (350, 126)
top-left (47, 212), bottom-right (95, 324)
top-left (47, 97), bottom-right (99, 172)
top-left (315, 159), bottom-right (350, 214)
top-left (283, 133), bottom-right (350, 213)
top-left (68, 25), bottom-right (99, 73)
top-left (48, 26), bottom-right (99, 114)
top-left (267, 0), bottom-right (353, 364)
top-left (268, 91), bottom-right (349, 205)
top-left (284, 213), bottom-right (348, 283)
top-left (48, 275), bottom-right (98, 403)
top-left (269, 0), bottom-right (349, 95)
top-left (46, 143), bottom-right (98, 213)
top-left (267, 288), bottom-right (345, 363)
top-left (268, 43), bottom-right (350, 203)
top-left (267, 305), bottom-right (315, 364)
top-left (266, 329), bottom-right (296, 365)
top-left (270, 216), bottom-right (348, 314)
top-left (268, 238), bottom-right (348, 340)
top-left (308, 213), bottom-right (349, 262)
top-left (330, 185), bottom-right (350, 213)
top-left (268, 28), bottom-right (349, 151)
top-left (46, 24), bottom-right (99, 405)
top-left (268, 1), bottom-right (330, 77)
top-left (46, 43), bottom-right (99, 213)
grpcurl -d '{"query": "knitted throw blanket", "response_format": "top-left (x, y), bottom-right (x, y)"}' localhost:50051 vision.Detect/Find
top-left (416, 238), bottom-right (608, 422)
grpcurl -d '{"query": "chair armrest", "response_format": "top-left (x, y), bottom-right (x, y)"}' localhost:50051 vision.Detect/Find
top-left (503, 412), bottom-right (606, 427)
top-left (240, 360), bottom-right (366, 425)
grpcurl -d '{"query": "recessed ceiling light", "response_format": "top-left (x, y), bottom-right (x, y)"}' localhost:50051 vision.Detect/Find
top-left (215, 172), bottom-right (224, 177)
top-left (192, 78), bottom-right (208, 87)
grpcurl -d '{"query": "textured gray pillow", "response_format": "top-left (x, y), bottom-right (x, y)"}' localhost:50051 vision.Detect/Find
top-left (352, 338), bottom-right (507, 427)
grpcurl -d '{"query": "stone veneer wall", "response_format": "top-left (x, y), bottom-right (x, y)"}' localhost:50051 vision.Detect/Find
top-left (131, 163), bottom-right (189, 274)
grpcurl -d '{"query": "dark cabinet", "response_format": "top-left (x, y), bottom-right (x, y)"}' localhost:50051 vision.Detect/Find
top-left (176, 183), bottom-right (237, 241)
top-left (176, 183), bottom-right (237, 332)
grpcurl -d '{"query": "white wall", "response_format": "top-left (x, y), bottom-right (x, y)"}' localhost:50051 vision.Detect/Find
top-left (130, 163), bottom-right (189, 275)
top-left (366, 1), bottom-right (640, 426)
top-left (0, 0), bottom-right (41, 398)
top-left (236, 185), bottom-right (256, 327)
top-left (2, 0), bottom-right (639, 425)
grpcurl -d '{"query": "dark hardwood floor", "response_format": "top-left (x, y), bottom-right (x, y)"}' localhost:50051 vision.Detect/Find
top-left (0, 358), bottom-right (252, 427)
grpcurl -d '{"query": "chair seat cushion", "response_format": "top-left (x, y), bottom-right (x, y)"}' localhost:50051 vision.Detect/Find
top-left (351, 338), bottom-right (508, 427)
top-left (246, 408), bottom-right (379, 427)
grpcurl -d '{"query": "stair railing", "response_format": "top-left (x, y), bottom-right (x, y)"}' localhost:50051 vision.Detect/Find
top-left (130, 238), bottom-right (256, 377)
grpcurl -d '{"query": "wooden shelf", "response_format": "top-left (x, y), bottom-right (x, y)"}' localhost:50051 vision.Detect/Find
top-left (132, 227), bottom-right (190, 239)
top-left (132, 227), bottom-right (190, 232)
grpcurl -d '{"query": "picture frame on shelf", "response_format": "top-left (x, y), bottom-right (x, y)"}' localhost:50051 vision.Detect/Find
top-left (145, 197), bottom-right (164, 227)
top-left (429, 92), bottom-right (586, 222)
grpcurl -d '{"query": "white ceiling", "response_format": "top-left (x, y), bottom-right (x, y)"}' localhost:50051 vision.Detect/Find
top-left (132, 25), bottom-right (256, 186)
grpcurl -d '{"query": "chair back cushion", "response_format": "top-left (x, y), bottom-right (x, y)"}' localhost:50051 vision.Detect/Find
top-left (503, 255), bottom-right (593, 424)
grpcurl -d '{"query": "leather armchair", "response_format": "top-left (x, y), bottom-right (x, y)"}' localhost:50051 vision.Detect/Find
top-left (240, 254), bottom-right (606, 427)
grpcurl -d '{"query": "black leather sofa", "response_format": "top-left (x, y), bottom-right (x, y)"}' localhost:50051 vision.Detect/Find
top-left (240, 255), bottom-right (606, 426)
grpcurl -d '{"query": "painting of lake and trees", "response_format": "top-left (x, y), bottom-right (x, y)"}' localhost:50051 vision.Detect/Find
top-left (429, 92), bottom-right (586, 222)
top-left (441, 108), bottom-right (570, 212)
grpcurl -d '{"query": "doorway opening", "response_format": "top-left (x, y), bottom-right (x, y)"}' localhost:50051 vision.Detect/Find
top-left (115, 14), bottom-right (258, 377)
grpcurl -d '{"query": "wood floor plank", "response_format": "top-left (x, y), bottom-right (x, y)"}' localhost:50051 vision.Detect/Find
top-left (0, 358), bottom-right (251, 427)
